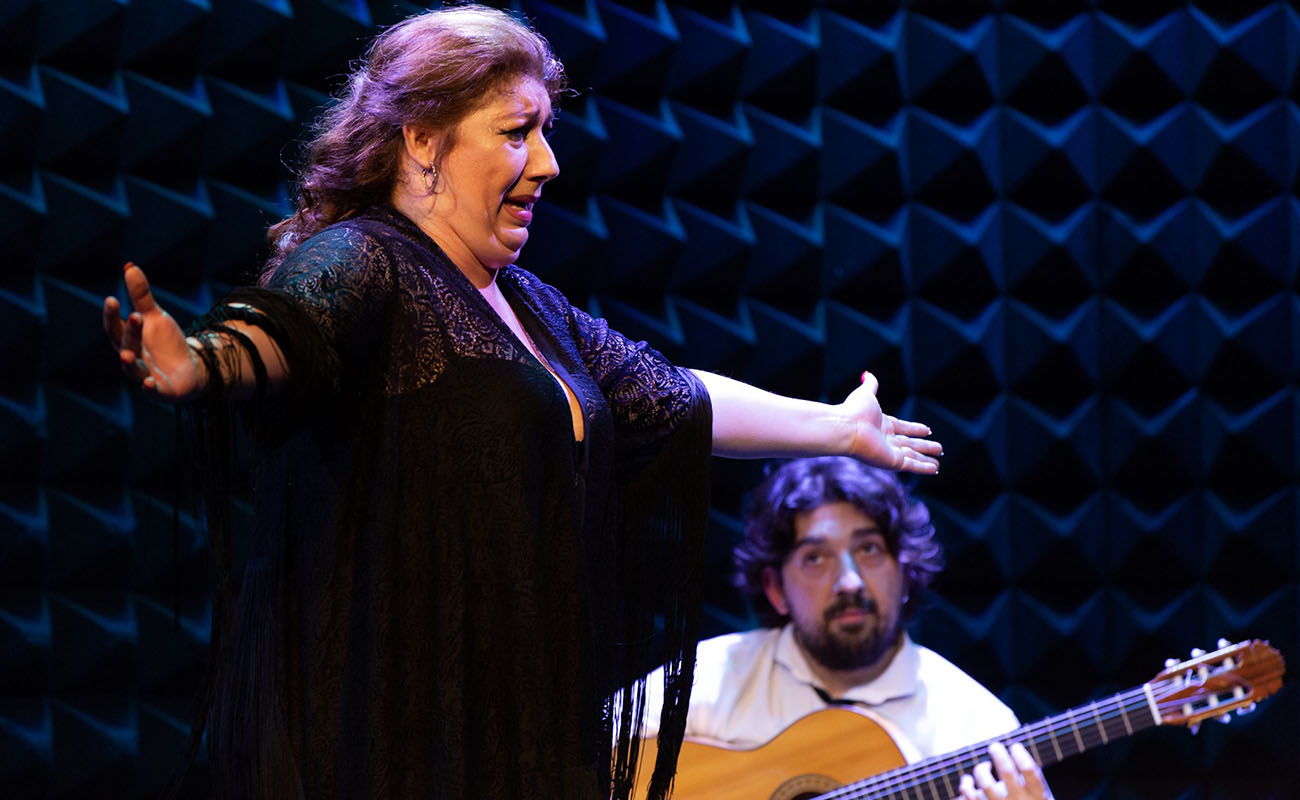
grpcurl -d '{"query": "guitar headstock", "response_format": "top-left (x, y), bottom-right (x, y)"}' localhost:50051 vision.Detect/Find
top-left (1148, 639), bottom-right (1285, 728)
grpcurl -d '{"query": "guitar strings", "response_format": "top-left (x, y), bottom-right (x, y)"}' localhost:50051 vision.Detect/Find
top-left (816, 683), bottom-right (1185, 800)
top-left (815, 686), bottom-right (1154, 800)
top-left (814, 660), bottom-right (1283, 800)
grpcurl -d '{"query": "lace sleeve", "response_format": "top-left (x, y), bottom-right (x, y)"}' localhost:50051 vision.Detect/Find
top-left (261, 224), bottom-right (395, 353)
top-left (570, 305), bottom-right (704, 460)
top-left (189, 224), bottom-right (394, 438)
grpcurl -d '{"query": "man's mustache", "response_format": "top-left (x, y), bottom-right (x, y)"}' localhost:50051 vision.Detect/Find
top-left (824, 594), bottom-right (877, 621)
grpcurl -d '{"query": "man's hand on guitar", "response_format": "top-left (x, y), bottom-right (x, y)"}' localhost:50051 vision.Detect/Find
top-left (957, 741), bottom-right (1053, 800)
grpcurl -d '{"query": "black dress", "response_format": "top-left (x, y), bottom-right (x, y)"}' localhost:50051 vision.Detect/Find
top-left (192, 207), bottom-right (710, 799)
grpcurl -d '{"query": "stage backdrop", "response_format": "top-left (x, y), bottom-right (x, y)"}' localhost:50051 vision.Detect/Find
top-left (1, 1), bottom-right (1296, 797)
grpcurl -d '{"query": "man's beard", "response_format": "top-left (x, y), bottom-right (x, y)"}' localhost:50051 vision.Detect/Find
top-left (792, 593), bottom-right (901, 672)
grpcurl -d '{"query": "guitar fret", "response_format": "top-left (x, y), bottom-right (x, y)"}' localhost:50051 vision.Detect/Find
top-left (1027, 735), bottom-right (1044, 767)
top-left (1065, 707), bottom-right (1086, 754)
top-left (1117, 699), bottom-right (1134, 735)
top-left (939, 767), bottom-right (954, 799)
top-left (1045, 722), bottom-right (1063, 761)
top-left (961, 753), bottom-right (981, 789)
top-left (1089, 700), bottom-right (1109, 744)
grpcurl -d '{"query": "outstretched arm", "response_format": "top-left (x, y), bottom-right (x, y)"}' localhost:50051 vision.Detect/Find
top-left (103, 262), bottom-right (287, 403)
top-left (958, 741), bottom-right (1054, 800)
top-left (689, 369), bottom-right (941, 474)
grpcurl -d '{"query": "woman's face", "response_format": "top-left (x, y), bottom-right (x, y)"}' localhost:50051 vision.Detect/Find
top-left (426, 75), bottom-right (559, 276)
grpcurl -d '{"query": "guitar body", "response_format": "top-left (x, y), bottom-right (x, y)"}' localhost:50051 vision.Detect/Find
top-left (632, 640), bottom-right (1284, 800)
top-left (633, 708), bottom-right (907, 800)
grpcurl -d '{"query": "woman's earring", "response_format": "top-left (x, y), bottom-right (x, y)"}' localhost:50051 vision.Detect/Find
top-left (421, 162), bottom-right (437, 192)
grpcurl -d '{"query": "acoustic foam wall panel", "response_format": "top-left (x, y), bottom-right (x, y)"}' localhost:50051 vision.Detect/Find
top-left (2, 2), bottom-right (1297, 797)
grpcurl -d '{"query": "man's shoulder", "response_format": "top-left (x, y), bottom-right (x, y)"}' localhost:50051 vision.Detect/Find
top-left (688, 627), bottom-right (784, 692)
top-left (911, 642), bottom-right (988, 685)
top-left (911, 641), bottom-right (1019, 723)
top-left (695, 628), bottom-right (782, 666)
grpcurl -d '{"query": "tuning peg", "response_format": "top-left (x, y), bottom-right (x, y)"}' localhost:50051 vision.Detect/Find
top-left (1236, 703), bottom-right (1257, 716)
top-left (1218, 714), bottom-right (1232, 724)
top-left (1190, 648), bottom-right (1206, 658)
top-left (1189, 724), bottom-right (1200, 736)
top-left (1217, 638), bottom-right (1230, 649)
top-left (1164, 657), bottom-right (1179, 668)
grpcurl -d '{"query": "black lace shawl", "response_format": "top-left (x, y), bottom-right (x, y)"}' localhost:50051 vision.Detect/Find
top-left (187, 207), bottom-right (711, 799)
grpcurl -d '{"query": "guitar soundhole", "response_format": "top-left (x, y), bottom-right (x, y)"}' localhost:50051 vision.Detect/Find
top-left (770, 773), bottom-right (841, 800)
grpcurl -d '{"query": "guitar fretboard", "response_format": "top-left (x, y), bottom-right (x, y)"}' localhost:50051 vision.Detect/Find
top-left (818, 685), bottom-right (1159, 800)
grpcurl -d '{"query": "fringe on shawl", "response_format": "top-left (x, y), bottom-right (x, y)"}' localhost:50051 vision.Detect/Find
top-left (161, 289), bottom-right (334, 799)
top-left (608, 369), bottom-right (712, 800)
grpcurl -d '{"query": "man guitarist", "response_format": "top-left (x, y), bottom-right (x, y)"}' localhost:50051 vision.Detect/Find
top-left (643, 457), bottom-right (1054, 800)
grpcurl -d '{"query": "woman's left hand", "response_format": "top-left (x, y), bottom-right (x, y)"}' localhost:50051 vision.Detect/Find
top-left (841, 371), bottom-right (941, 475)
top-left (958, 742), bottom-right (1055, 800)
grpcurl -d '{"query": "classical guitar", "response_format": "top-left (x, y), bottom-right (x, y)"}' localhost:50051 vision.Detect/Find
top-left (634, 638), bottom-right (1285, 800)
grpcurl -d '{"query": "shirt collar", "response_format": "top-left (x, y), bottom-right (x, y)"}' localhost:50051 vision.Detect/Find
top-left (774, 624), bottom-right (920, 706)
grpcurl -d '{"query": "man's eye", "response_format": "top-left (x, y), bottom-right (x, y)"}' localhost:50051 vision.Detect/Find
top-left (857, 541), bottom-right (885, 560)
top-left (801, 551), bottom-right (825, 567)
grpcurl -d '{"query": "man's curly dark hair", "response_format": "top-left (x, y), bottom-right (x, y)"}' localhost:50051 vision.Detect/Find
top-left (734, 457), bottom-right (944, 627)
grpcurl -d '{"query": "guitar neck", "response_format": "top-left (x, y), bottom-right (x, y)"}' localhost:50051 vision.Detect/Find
top-left (823, 685), bottom-right (1160, 800)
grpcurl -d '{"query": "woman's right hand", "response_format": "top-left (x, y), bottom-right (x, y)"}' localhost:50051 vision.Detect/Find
top-left (103, 262), bottom-right (207, 402)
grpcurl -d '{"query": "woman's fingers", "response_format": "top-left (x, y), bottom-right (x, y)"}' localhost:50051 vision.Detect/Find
top-left (105, 261), bottom-right (208, 402)
top-left (859, 370), bottom-right (879, 394)
top-left (103, 295), bottom-right (121, 339)
top-left (890, 433), bottom-right (941, 475)
top-left (847, 372), bottom-right (942, 474)
top-left (121, 311), bottom-right (144, 362)
top-left (105, 262), bottom-right (150, 352)
top-left (890, 434), bottom-right (942, 456)
top-left (899, 456), bottom-right (939, 475)
top-left (106, 264), bottom-right (152, 381)
top-left (886, 415), bottom-right (933, 438)
top-left (123, 262), bottom-right (159, 314)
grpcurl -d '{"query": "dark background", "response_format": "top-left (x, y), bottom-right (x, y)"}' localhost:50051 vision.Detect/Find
top-left (1, 0), bottom-right (1297, 797)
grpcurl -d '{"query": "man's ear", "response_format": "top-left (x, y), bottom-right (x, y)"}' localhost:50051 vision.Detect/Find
top-left (400, 123), bottom-right (437, 168)
top-left (761, 567), bottom-right (788, 616)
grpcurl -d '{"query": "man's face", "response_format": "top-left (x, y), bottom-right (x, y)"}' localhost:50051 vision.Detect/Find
top-left (763, 501), bottom-right (906, 671)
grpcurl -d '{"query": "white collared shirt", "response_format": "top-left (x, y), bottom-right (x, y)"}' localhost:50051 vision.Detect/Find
top-left (642, 625), bottom-right (1019, 760)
